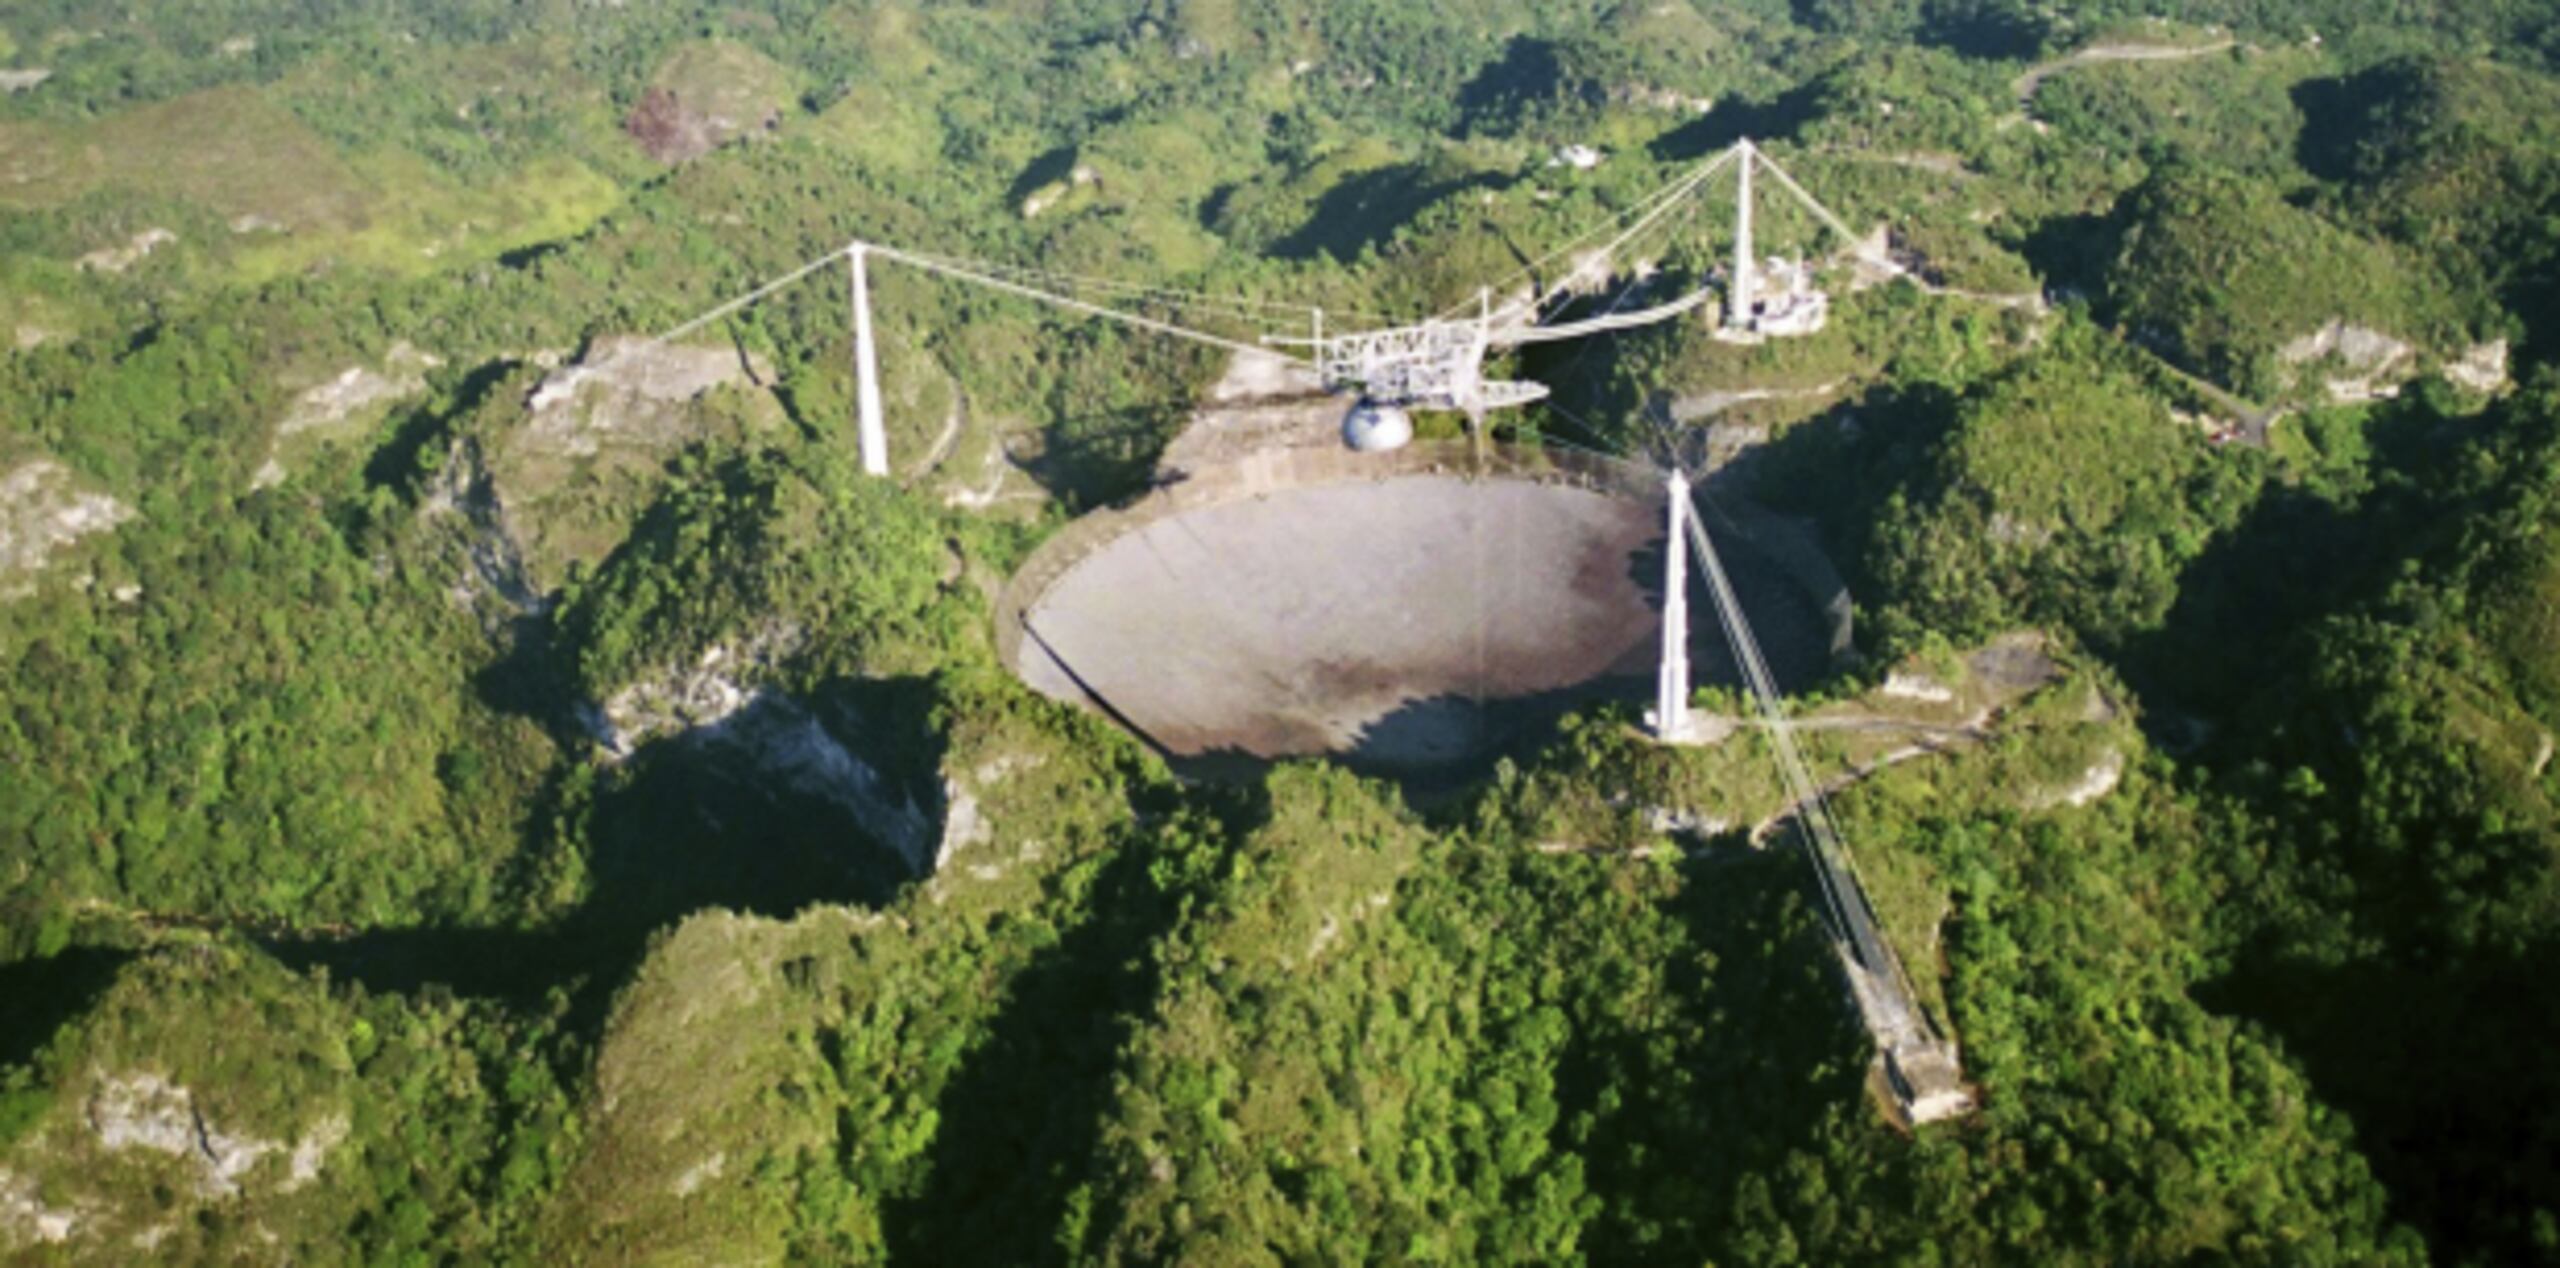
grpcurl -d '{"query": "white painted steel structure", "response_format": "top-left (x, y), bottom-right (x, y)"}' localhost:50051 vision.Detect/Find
top-left (1649, 467), bottom-right (1696, 744)
top-left (848, 243), bottom-right (889, 477)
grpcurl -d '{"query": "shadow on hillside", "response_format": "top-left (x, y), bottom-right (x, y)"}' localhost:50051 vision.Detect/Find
top-left (2016, 209), bottom-right (2115, 303)
top-left (1566, 847), bottom-right (1874, 1260)
top-left (572, 690), bottom-right (924, 925)
top-left (2119, 390), bottom-right (2489, 723)
top-left (1648, 83), bottom-right (1828, 160)
top-left (1457, 36), bottom-right (1578, 136)
top-left (1686, 380), bottom-right (1965, 640)
top-left (1915, 9), bottom-right (2049, 60)
top-left (468, 618), bottom-right (581, 744)
top-left (1014, 405), bottom-right (1192, 512)
top-left (1007, 146), bottom-right (1084, 211)
top-left (1272, 162), bottom-right (1506, 264)
top-left (270, 673), bottom-right (944, 1039)
top-left (269, 924), bottom-right (569, 1005)
top-left (0, 948), bottom-right (135, 1069)
top-left (880, 785), bottom-right (1262, 1265)
top-left (2291, 72), bottom-right (2388, 184)
top-left (2292, 63), bottom-right (2560, 357)
top-left (2291, 60), bottom-right (2457, 187)
top-left (2117, 485), bottom-right (2385, 720)
top-left (365, 358), bottom-right (520, 498)
top-left (2199, 942), bottom-right (2560, 1264)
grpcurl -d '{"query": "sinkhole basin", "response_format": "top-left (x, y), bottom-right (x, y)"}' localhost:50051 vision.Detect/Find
top-left (998, 442), bottom-right (1827, 780)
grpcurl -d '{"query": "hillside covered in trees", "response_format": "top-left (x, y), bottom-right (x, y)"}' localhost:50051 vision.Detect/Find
top-left (3, 1), bottom-right (2559, 1263)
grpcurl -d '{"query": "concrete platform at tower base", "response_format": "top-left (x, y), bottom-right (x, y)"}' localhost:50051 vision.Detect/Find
top-left (1887, 1040), bottom-right (1976, 1125)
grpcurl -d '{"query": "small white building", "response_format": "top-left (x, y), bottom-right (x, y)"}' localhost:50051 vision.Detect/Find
top-left (1552, 144), bottom-right (1604, 171)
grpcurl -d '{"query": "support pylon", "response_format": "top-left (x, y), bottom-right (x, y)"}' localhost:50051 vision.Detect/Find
top-left (1651, 467), bottom-right (1694, 742)
top-left (849, 241), bottom-right (889, 478)
top-left (1730, 140), bottom-right (1756, 331)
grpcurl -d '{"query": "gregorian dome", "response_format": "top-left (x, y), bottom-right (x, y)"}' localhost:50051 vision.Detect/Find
top-left (1340, 400), bottom-right (1414, 452)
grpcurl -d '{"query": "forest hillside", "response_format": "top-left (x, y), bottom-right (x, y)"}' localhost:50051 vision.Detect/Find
top-left (3, 1), bottom-right (2558, 1262)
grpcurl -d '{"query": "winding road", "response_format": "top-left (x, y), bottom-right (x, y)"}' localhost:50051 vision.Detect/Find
top-left (2013, 38), bottom-right (2239, 106)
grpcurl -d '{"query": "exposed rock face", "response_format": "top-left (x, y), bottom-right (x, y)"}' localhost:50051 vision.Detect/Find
top-left (495, 336), bottom-right (782, 582)
top-left (2279, 320), bottom-right (2415, 403)
top-left (2027, 747), bottom-right (2127, 811)
top-left (1610, 83), bottom-right (1713, 113)
top-left (1968, 630), bottom-right (2062, 692)
top-left (589, 632), bottom-right (945, 876)
top-left (2447, 339), bottom-right (2512, 394)
top-left (1879, 671), bottom-right (1955, 704)
top-left (0, 1072), bottom-right (358, 1252)
top-left (627, 87), bottom-right (708, 163)
top-left (521, 336), bottom-right (760, 454)
top-left (0, 1168), bottom-right (80, 1245)
top-left (591, 627), bottom-right (804, 754)
top-left (1643, 805), bottom-right (1732, 837)
top-left (88, 1073), bottom-right (276, 1198)
top-left (936, 753), bottom-right (1044, 871)
top-left (1986, 511), bottom-right (2055, 548)
top-left (1, 460), bottom-right (133, 600)
top-left (283, 1115), bottom-right (347, 1192)
top-left (623, 40), bottom-right (794, 163)
top-left (706, 694), bottom-right (938, 875)
top-left (1019, 163), bottom-right (1099, 218)
top-left (2278, 322), bottom-right (2410, 368)
top-left (421, 437), bottom-right (543, 620)
top-left (671, 1152), bottom-right (726, 1197)
top-left (75, 227), bottom-right (176, 274)
top-left (281, 342), bottom-right (439, 438)
top-left (1669, 382), bottom-right (1842, 426)
top-left (938, 777), bottom-right (990, 870)
top-left (254, 342), bottom-right (442, 488)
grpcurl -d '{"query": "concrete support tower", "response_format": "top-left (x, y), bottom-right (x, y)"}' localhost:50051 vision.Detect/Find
top-left (1729, 140), bottom-right (1756, 331)
top-left (849, 241), bottom-right (890, 477)
top-left (1651, 468), bottom-right (1695, 742)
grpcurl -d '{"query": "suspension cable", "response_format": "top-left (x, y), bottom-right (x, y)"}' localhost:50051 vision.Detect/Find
top-left (890, 247), bottom-right (1396, 325)
top-left (1444, 145), bottom-right (1739, 322)
top-left (875, 245), bottom-right (1313, 365)
top-left (1457, 149), bottom-right (1721, 317)
top-left (1752, 148), bottom-right (1877, 257)
top-left (651, 245), bottom-right (863, 345)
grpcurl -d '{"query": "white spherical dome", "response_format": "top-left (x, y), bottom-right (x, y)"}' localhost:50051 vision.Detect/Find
top-left (1341, 401), bottom-right (1413, 452)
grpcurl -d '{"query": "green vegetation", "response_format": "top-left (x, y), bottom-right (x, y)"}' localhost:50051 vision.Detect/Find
top-left (5, 0), bottom-right (2560, 1262)
top-left (552, 450), bottom-right (959, 704)
top-left (2102, 160), bottom-right (2477, 400)
top-left (1845, 318), bottom-right (2263, 652)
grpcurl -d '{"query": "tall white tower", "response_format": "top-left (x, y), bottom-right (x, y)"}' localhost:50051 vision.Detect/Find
top-left (1729, 139), bottom-right (1757, 331)
top-left (1652, 467), bottom-right (1694, 742)
top-left (849, 241), bottom-right (890, 477)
